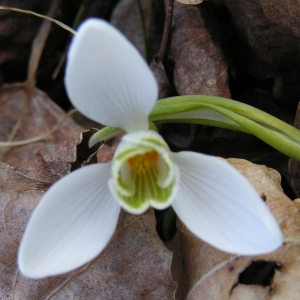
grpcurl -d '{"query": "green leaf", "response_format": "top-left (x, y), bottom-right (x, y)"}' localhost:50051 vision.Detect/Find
top-left (88, 95), bottom-right (300, 162)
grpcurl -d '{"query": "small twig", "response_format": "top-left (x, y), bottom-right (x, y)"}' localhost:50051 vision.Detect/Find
top-left (81, 141), bottom-right (105, 167)
top-left (26, 0), bottom-right (62, 86)
top-left (157, 0), bottom-right (174, 63)
top-left (0, 6), bottom-right (76, 35)
top-left (52, 49), bottom-right (67, 80)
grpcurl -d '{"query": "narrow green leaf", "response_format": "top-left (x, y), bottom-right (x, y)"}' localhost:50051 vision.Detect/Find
top-left (88, 127), bottom-right (123, 148)
top-left (151, 96), bottom-right (300, 143)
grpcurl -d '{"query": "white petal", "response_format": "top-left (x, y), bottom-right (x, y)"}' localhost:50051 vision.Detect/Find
top-left (172, 152), bottom-right (283, 255)
top-left (18, 163), bottom-right (121, 278)
top-left (65, 19), bottom-right (158, 133)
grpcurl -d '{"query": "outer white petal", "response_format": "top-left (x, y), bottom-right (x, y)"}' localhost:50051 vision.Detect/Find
top-left (65, 19), bottom-right (158, 133)
top-left (172, 152), bottom-right (283, 255)
top-left (18, 163), bottom-right (121, 278)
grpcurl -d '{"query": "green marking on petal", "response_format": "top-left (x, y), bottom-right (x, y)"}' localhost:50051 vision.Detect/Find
top-left (109, 130), bottom-right (179, 214)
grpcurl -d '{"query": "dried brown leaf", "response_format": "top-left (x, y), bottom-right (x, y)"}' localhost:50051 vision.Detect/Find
top-left (0, 161), bottom-right (46, 191)
top-left (224, 0), bottom-right (300, 69)
top-left (224, 0), bottom-right (300, 109)
top-left (171, 2), bottom-right (230, 98)
top-left (230, 284), bottom-right (270, 300)
top-left (0, 83), bottom-right (82, 167)
top-left (17, 133), bottom-right (84, 184)
top-left (171, 158), bottom-right (300, 300)
top-left (6, 127), bottom-right (119, 189)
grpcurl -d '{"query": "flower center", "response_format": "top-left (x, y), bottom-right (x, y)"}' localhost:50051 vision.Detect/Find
top-left (128, 151), bottom-right (158, 173)
top-left (110, 130), bottom-right (179, 214)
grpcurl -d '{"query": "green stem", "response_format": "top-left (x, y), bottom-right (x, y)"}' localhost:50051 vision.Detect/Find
top-left (151, 96), bottom-right (300, 143)
top-left (72, 0), bottom-right (92, 30)
top-left (179, 103), bottom-right (300, 161)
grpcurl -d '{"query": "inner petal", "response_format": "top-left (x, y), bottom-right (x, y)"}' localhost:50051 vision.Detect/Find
top-left (116, 157), bottom-right (177, 213)
top-left (109, 130), bottom-right (180, 214)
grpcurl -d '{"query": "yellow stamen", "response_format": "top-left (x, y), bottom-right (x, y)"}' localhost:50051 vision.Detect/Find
top-left (128, 151), bottom-right (159, 173)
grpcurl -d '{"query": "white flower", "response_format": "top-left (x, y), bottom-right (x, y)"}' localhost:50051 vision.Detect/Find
top-left (18, 19), bottom-right (283, 279)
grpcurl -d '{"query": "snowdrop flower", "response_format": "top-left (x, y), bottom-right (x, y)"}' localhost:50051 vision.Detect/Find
top-left (18, 19), bottom-right (283, 279)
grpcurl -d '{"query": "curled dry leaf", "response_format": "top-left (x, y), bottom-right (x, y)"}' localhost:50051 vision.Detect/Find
top-left (0, 83), bottom-right (82, 167)
top-left (171, 158), bottom-right (300, 300)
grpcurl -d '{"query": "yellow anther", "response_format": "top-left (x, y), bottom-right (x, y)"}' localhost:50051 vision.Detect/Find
top-left (128, 151), bottom-right (158, 173)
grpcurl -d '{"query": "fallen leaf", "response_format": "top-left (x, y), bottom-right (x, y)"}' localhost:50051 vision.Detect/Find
top-left (224, 0), bottom-right (300, 69)
top-left (171, 158), bottom-right (300, 300)
top-left (0, 83), bottom-right (82, 167)
top-left (171, 1), bottom-right (230, 98)
top-left (224, 0), bottom-right (300, 110)
top-left (16, 131), bottom-right (86, 184)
